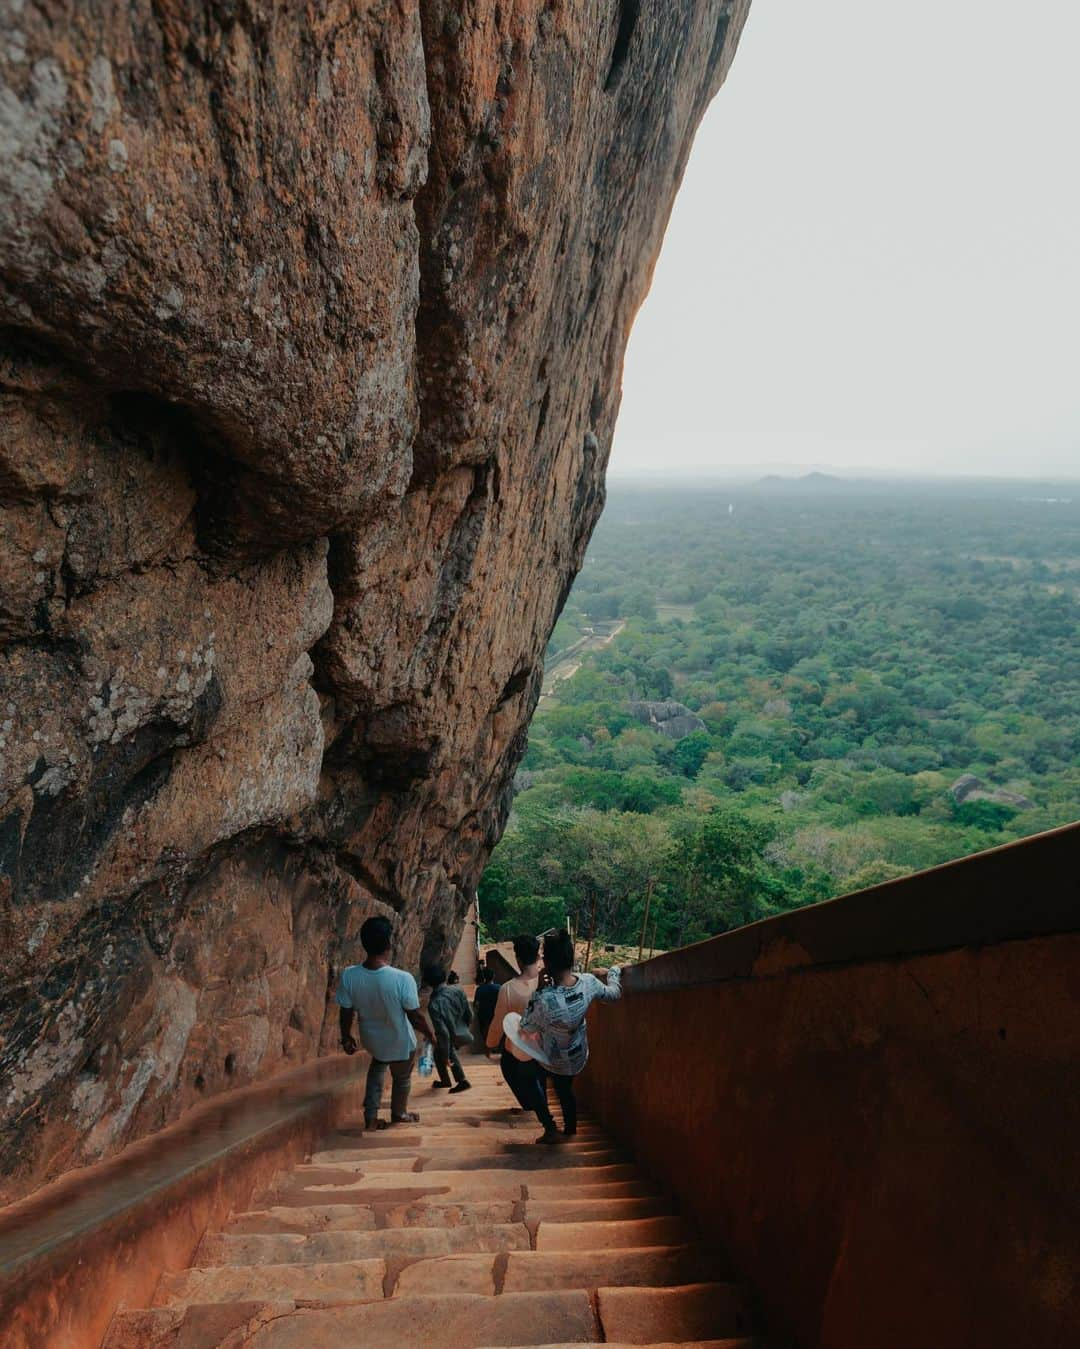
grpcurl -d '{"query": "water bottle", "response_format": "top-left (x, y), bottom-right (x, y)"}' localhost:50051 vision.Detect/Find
top-left (418, 1041), bottom-right (434, 1077)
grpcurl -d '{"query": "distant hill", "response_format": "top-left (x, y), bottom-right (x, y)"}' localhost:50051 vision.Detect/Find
top-left (759, 470), bottom-right (845, 486)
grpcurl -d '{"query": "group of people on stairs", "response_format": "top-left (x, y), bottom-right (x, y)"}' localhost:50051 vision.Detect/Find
top-left (336, 916), bottom-right (623, 1143)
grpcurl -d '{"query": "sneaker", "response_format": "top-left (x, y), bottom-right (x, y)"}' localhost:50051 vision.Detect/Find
top-left (536, 1129), bottom-right (563, 1146)
top-left (448, 1080), bottom-right (472, 1093)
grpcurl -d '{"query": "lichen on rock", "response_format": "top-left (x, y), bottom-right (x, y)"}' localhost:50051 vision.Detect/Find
top-left (0, 0), bottom-right (750, 1200)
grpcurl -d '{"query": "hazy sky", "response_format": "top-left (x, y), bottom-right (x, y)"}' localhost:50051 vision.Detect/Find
top-left (611, 1), bottom-right (1080, 479)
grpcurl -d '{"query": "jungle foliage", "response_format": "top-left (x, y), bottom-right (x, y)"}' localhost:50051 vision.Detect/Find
top-left (481, 478), bottom-right (1079, 948)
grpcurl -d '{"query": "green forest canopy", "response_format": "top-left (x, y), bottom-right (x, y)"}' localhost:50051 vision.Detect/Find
top-left (480, 477), bottom-right (1079, 949)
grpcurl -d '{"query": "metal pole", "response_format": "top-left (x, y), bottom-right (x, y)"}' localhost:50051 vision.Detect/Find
top-left (582, 891), bottom-right (597, 972)
top-left (637, 877), bottom-right (655, 964)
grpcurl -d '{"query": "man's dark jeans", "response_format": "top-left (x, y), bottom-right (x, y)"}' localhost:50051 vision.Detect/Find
top-left (364, 1053), bottom-right (414, 1123)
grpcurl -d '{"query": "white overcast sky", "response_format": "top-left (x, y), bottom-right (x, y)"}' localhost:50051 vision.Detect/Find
top-left (610, 1), bottom-right (1080, 479)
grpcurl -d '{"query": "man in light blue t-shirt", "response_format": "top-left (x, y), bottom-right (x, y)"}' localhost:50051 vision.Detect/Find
top-left (337, 915), bottom-right (435, 1129)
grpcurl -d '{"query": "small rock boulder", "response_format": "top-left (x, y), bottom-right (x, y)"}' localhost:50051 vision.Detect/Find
top-left (627, 700), bottom-right (707, 740)
top-left (950, 774), bottom-right (1033, 810)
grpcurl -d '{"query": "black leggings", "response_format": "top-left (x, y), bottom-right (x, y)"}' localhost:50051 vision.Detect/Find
top-left (500, 1048), bottom-right (534, 1109)
top-left (519, 1059), bottom-right (577, 1135)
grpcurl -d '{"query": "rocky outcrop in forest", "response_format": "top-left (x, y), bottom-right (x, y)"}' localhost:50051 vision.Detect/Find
top-left (0, 0), bottom-right (748, 1199)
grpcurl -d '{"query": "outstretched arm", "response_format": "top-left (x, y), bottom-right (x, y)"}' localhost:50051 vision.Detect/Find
top-left (591, 966), bottom-right (623, 1002)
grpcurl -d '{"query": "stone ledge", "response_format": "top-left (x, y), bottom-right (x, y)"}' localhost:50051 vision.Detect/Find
top-left (0, 1053), bottom-right (368, 1349)
top-left (621, 820), bottom-right (1080, 994)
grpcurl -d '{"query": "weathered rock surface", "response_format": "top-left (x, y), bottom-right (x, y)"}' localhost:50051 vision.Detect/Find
top-left (0, 0), bottom-right (749, 1199)
top-left (627, 700), bottom-right (708, 740)
top-left (950, 774), bottom-right (1034, 811)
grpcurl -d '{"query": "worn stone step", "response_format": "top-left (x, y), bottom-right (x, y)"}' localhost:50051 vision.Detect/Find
top-left (535, 1217), bottom-right (692, 1251)
top-left (270, 1165), bottom-right (646, 1206)
top-left (267, 1178), bottom-right (659, 1210)
top-left (502, 1246), bottom-right (708, 1293)
top-left (226, 1193), bottom-right (675, 1238)
top-left (417, 1149), bottom-right (627, 1171)
top-left (527, 1196), bottom-right (675, 1223)
top-left (317, 1127), bottom-right (607, 1151)
top-left (265, 1183), bottom-right (523, 1208)
top-left (199, 1222), bottom-right (530, 1267)
top-left (107, 1290), bottom-right (602, 1347)
top-left (163, 1246), bottom-right (710, 1310)
top-left (294, 1149), bottom-right (626, 1177)
top-left (265, 1174), bottom-right (528, 1206)
top-left (155, 1258), bottom-right (386, 1308)
top-left (310, 1138), bottom-right (613, 1163)
top-left (392, 1253), bottom-right (498, 1296)
top-left (227, 1200), bottom-right (519, 1235)
top-left (371, 1246), bottom-right (707, 1298)
top-left (314, 1129), bottom-right (604, 1152)
top-left (597, 1283), bottom-right (751, 1344)
top-left (407, 1111), bottom-right (596, 1127)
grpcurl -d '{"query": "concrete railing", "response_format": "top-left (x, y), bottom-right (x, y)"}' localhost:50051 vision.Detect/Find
top-left (581, 821), bottom-right (1080, 1349)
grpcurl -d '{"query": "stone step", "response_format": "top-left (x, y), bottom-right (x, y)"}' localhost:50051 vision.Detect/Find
top-left (269, 1165), bottom-right (647, 1206)
top-left (399, 1112), bottom-right (595, 1128)
top-left (535, 1216), bottom-right (692, 1251)
top-left (293, 1148), bottom-right (626, 1177)
top-left (316, 1129), bottom-right (607, 1152)
top-left (160, 1246), bottom-right (707, 1308)
top-left (310, 1138), bottom-right (613, 1163)
top-left (199, 1223), bottom-right (530, 1266)
top-left (384, 1246), bottom-right (708, 1299)
top-left (154, 1258), bottom-right (386, 1308)
top-left (105, 1290), bottom-right (601, 1347)
top-left (227, 1193), bottom-right (676, 1237)
top-left (268, 1176), bottom-right (659, 1209)
top-left (315, 1122), bottom-right (606, 1143)
top-left (526, 1196), bottom-right (675, 1223)
top-left (323, 1117), bottom-right (602, 1133)
top-left (502, 1246), bottom-right (708, 1294)
top-left (597, 1283), bottom-right (751, 1344)
top-left (227, 1200), bottom-right (520, 1234)
top-left (264, 1174), bottom-right (529, 1206)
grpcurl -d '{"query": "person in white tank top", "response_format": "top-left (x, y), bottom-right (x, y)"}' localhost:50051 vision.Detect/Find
top-left (485, 934), bottom-right (542, 1110)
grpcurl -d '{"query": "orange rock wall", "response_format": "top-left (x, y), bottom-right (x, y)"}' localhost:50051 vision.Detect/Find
top-left (0, 2), bottom-right (750, 1199)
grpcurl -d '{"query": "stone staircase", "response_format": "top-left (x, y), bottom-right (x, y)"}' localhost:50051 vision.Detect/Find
top-left (103, 1060), bottom-right (756, 1347)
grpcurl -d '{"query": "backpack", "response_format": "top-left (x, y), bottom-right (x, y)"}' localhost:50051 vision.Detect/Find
top-left (449, 989), bottom-right (474, 1048)
top-left (435, 986), bottom-right (474, 1048)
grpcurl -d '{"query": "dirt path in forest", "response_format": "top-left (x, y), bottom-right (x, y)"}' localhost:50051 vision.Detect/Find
top-left (539, 619), bottom-right (626, 705)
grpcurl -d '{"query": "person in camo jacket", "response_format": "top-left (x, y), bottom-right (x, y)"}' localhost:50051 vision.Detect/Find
top-left (423, 962), bottom-right (473, 1094)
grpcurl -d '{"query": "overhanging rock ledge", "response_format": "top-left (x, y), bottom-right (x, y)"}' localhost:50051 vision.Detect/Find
top-left (0, 0), bottom-right (749, 1200)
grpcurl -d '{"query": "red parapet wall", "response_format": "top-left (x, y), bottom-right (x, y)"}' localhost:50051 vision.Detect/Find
top-left (580, 822), bottom-right (1080, 1349)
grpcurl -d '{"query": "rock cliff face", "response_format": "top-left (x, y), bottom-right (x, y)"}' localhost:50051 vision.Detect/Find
top-left (0, 0), bottom-right (748, 1199)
